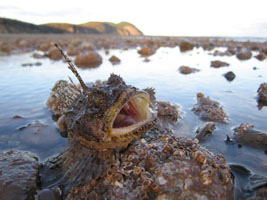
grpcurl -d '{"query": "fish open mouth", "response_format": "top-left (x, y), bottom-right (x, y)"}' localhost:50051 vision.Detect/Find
top-left (111, 93), bottom-right (154, 136)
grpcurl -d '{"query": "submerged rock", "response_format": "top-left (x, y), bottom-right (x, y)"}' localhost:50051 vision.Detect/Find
top-left (192, 93), bottom-right (228, 123)
top-left (233, 123), bottom-right (267, 149)
top-left (178, 66), bottom-right (199, 75)
top-left (257, 82), bottom-right (267, 105)
top-left (211, 60), bottom-right (230, 68)
top-left (21, 62), bottom-right (42, 67)
top-left (17, 120), bottom-right (61, 148)
top-left (195, 122), bottom-right (216, 141)
top-left (0, 150), bottom-right (41, 200)
top-left (32, 53), bottom-right (46, 59)
top-left (223, 71), bottom-right (236, 82)
top-left (74, 52), bottom-right (102, 68)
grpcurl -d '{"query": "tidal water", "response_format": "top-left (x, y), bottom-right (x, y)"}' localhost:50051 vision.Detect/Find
top-left (0, 45), bottom-right (267, 197)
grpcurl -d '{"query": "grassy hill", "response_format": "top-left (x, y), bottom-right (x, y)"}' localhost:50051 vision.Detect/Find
top-left (0, 17), bottom-right (143, 36)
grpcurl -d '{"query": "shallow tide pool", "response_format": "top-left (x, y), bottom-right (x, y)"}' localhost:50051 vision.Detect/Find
top-left (0, 46), bottom-right (267, 195)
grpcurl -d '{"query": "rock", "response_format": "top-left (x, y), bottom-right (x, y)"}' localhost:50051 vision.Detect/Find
top-left (192, 93), bottom-right (228, 123)
top-left (37, 43), bottom-right (50, 52)
top-left (12, 115), bottom-right (23, 119)
top-left (21, 62), bottom-right (42, 67)
top-left (178, 66), bottom-right (199, 75)
top-left (17, 120), bottom-right (61, 148)
top-left (257, 82), bottom-right (267, 104)
top-left (223, 71), bottom-right (236, 82)
top-left (137, 46), bottom-right (156, 57)
top-left (74, 51), bottom-right (102, 68)
top-left (195, 122), bottom-right (216, 141)
top-left (179, 40), bottom-right (194, 52)
top-left (157, 101), bottom-right (180, 123)
top-left (109, 55), bottom-right (121, 65)
top-left (236, 50), bottom-right (252, 60)
top-left (32, 53), bottom-right (46, 59)
top-left (261, 48), bottom-right (267, 55)
top-left (65, 130), bottom-right (234, 199)
top-left (255, 53), bottom-right (266, 61)
top-left (47, 47), bottom-right (62, 61)
top-left (211, 60), bottom-right (230, 68)
top-left (67, 48), bottom-right (79, 56)
top-left (202, 42), bottom-right (215, 51)
top-left (233, 123), bottom-right (267, 149)
top-left (0, 150), bottom-right (41, 200)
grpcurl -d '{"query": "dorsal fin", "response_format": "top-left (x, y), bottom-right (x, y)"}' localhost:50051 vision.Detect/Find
top-left (54, 44), bottom-right (88, 93)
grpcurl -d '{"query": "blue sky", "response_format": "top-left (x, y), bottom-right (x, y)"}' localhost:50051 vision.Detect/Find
top-left (0, 0), bottom-right (266, 37)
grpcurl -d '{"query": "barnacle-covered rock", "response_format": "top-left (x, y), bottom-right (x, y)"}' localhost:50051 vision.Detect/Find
top-left (65, 127), bottom-right (234, 199)
top-left (157, 101), bottom-right (180, 123)
top-left (46, 80), bottom-right (81, 116)
top-left (192, 93), bottom-right (228, 123)
top-left (0, 150), bottom-right (41, 200)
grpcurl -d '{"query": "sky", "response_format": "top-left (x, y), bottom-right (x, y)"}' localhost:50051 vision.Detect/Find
top-left (0, 0), bottom-right (267, 37)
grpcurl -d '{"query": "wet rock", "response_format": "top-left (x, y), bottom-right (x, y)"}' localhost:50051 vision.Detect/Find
top-left (213, 50), bottom-right (226, 56)
top-left (37, 43), bottom-right (50, 52)
top-left (261, 48), bottom-right (267, 56)
top-left (195, 122), bottom-right (216, 141)
top-left (236, 50), bottom-right (252, 60)
top-left (192, 93), bottom-right (228, 123)
top-left (255, 52), bottom-right (266, 61)
top-left (211, 60), bottom-right (230, 68)
top-left (179, 40), bottom-right (194, 52)
top-left (226, 47), bottom-right (236, 55)
top-left (67, 48), bottom-right (79, 56)
top-left (233, 123), bottom-right (267, 149)
top-left (74, 51), bottom-right (102, 68)
top-left (257, 82), bottom-right (267, 105)
top-left (178, 66), bottom-right (200, 75)
top-left (21, 62), bottom-right (42, 67)
top-left (0, 150), bottom-right (41, 200)
top-left (17, 120), bottom-right (61, 148)
top-left (157, 101), bottom-right (180, 123)
top-left (47, 47), bottom-right (63, 61)
top-left (202, 42), bottom-right (215, 51)
top-left (13, 115), bottom-right (23, 119)
top-left (32, 53), bottom-right (46, 59)
top-left (137, 46), bottom-right (156, 57)
top-left (109, 55), bottom-right (121, 65)
top-left (223, 71), bottom-right (236, 82)
top-left (65, 129), bottom-right (234, 199)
